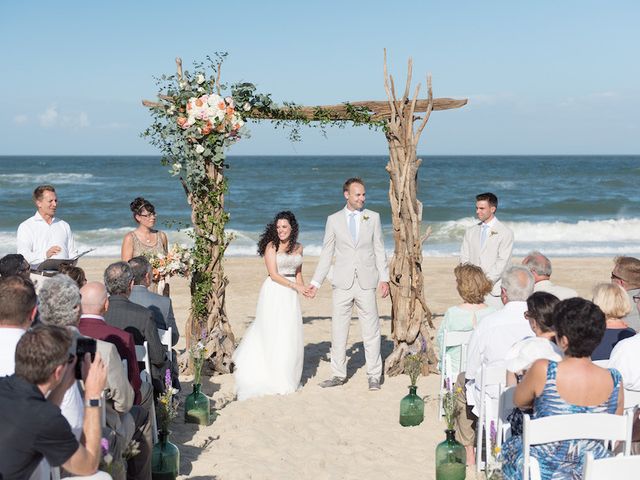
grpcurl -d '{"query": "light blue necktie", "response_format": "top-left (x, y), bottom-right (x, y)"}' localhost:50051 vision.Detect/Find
top-left (349, 212), bottom-right (357, 243)
top-left (480, 224), bottom-right (489, 249)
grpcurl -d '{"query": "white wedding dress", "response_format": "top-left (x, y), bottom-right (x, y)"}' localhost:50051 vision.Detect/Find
top-left (233, 253), bottom-right (304, 400)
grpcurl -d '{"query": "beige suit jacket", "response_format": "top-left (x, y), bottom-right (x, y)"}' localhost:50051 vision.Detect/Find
top-left (312, 208), bottom-right (389, 290)
top-left (460, 217), bottom-right (514, 296)
top-left (96, 339), bottom-right (134, 433)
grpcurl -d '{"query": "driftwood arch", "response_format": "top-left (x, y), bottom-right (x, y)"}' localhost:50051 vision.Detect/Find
top-left (143, 52), bottom-right (467, 375)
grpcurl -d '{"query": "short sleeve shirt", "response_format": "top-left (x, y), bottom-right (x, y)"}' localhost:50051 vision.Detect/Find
top-left (0, 375), bottom-right (79, 479)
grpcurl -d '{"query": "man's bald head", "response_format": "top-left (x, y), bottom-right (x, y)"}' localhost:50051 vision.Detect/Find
top-left (80, 281), bottom-right (109, 315)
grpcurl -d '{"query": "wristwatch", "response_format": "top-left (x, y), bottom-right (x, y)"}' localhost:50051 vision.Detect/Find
top-left (85, 397), bottom-right (102, 408)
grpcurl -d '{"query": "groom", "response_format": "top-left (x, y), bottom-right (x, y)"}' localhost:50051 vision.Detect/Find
top-left (307, 177), bottom-right (389, 391)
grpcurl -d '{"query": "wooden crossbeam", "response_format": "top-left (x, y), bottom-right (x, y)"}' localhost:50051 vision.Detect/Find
top-left (142, 97), bottom-right (467, 121)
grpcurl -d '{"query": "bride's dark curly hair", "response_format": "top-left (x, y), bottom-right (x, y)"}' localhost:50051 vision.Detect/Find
top-left (257, 211), bottom-right (299, 257)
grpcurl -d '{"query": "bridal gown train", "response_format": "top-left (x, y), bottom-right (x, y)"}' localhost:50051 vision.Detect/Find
top-left (233, 253), bottom-right (304, 400)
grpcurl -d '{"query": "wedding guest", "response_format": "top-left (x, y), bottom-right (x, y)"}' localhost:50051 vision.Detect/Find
top-left (521, 251), bottom-right (578, 300)
top-left (58, 263), bottom-right (87, 288)
top-left (79, 282), bottom-right (143, 406)
top-left (0, 254), bottom-right (31, 280)
top-left (460, 192), bottom-right (514, 307)
top-left (501, 298), bottom-right (623, 479)
top-left (128, 255), bottom-right (180, 389)
top-left (455, 265), bottom-right (535, 464)
top-left (610, 256), bottom-right (640, 332)
top-left (121, 197), bottom-right (168, 295)
top-left (103, 261), bottom-right (169, 395)
top-left (39, 275), bottom-right (152, 480)
top-left (0, 325), bottom-right (107, 480)
top-left (437, 263), bottom-right (496, 377)
top-left (506, 292), bottom-right (563, 385)
top-left (0, 276), bottom-right (37, 377)
top-left (591, 283), bottom-right (635, 361)
top-left (17, 185), bottom-right (78, 265)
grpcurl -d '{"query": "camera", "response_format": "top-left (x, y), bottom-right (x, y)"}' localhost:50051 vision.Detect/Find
top-left (75, 337), bottom-right (97, 380)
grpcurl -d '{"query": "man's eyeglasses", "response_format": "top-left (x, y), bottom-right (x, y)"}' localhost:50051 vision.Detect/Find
top-left (633, 295), bottom-right (640, 303)
top-left (67, 353), bottom-right (76, 364)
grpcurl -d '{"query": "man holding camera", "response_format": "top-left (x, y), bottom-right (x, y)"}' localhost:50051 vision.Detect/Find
top-left (0, 325), bottom-right (107, 479)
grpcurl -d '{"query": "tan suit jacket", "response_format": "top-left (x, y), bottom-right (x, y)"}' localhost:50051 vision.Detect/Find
top-left (460, 217), bottom-right (514, 296)
top-left (312, 208), bottom-right (389, 289)
top-left (96, 339), bottom-right (134, 433)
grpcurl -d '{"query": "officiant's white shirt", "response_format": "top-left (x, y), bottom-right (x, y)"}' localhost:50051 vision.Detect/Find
top-left (17, 212), bottom-right (78, 265)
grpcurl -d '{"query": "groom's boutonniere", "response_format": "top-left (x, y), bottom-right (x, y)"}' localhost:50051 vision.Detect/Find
top-left (362, 215), bottom-right (370, 222)
top-left (490, 230), bottom-right (498, 237)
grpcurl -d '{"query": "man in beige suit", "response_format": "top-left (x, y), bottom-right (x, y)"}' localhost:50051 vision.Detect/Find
top-left (307, 178), bottom-right (389, 391)
top-left (460, 192), bottom-right (514, 307)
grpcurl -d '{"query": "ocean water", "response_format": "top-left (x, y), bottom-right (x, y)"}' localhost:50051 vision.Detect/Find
top-left (0, 155), bottom-right (638, 258)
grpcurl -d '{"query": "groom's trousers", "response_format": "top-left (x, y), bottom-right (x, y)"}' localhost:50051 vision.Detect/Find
top-left (331, 279), bottom-right (382, 381)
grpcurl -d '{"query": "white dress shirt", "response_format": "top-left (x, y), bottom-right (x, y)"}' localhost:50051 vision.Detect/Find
top-left (0, 327), bottom-right (26, 376)
top-left (16, 211), bottom-right (78, 265)
top-left (608, 333), bottom-right (640, 390)
top-left (344, 206), bottom-right (363, 242)
top-left (533, 279), bottom-right (579, 300)
top-left (465, 301), bottom-right (534, 415)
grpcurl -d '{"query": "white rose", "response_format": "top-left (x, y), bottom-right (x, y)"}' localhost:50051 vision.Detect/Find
top-left (243, 102), bottom-right (251, 111)
top-left (197, 87), bottom-right (205, 93)
top-left (179, 80), bottom-right (188, 89)
top-left (195, 145), bottom-right (205, 154)
top-left (196, 74), bottom-right (205, 85)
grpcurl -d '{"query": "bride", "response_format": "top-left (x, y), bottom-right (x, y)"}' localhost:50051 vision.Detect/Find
top-left (233, 211), bottom-right (305, 401)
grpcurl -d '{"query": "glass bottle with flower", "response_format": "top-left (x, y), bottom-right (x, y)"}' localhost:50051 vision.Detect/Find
top-left (436, 380), bottom-right (466, 480)
top-left (399, 353), bottom-right (425, 426)
top-left (152, 369), bottom-right (180, 480)
top-left (185, 332), bottom-right (210, 425)
top-left (485, 420), bottom-right (504, 480)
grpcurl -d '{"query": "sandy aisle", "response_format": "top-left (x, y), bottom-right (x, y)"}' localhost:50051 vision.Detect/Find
top-left (79, 256), bottom-right (613, 479)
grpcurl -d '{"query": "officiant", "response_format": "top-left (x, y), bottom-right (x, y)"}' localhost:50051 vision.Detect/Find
top-left (16, 185), bottom-right (78, 286)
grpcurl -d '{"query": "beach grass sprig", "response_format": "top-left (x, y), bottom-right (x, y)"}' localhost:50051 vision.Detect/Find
top-left (442, 384), bottom-right (462, 430)
top-left (404, 353), bottom-right (424, 386)
top-left (157, 368), bottom-right (179, 433)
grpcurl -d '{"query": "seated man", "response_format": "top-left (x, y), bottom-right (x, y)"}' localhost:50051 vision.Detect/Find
top-left (0, 325), bottom-right (106, 479)
top-left (79, 281), bottom-right (143, 406)
top-left (128, 256), bottom-right (180, 388)
top-left (522, 250), bottom-right (578, 300)
top-left (455, 265), bottom-right (535, 463)
top-left (0, 276), bottom-right (37, 376)
top-left (103, 262), bottom-right (169, 396)
top-left (40, 275), bottom-right (152, 480)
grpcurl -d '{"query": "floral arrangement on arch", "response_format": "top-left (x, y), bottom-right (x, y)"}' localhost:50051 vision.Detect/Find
top-left (146, 243), bottom-right (192, 282)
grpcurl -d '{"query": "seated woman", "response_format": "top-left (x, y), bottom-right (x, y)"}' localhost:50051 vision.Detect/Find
top-left (506, 291), bottom-right (563, 385)
top-left (436, 263), bottom-right (496, 377)
top-left (502, 298), bottom-right (624, 480)
top-left (591, 283), bottom-right (635, 361)
top-left (121, 197), bottom-right (168, 294)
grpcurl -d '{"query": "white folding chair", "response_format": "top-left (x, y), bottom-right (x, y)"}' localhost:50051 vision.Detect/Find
top-left (592, 359), bottom-right (609, 368)
top-left (583, 451), bottom-right (640, 480)
top-left (476, 363), bottom-right (507, 472)
top-left (522, 411), bottom-right (634, 480)
top-left (135, 341), bottom-right (158, 443)
top-left (439, 329), bottom-right (473, 417)
top-left (496, 384), bottom-right (516, 448)
top-left (624, 389), bottom-right (640, 410)
top-left (158, 327), bottom-right (172, 362)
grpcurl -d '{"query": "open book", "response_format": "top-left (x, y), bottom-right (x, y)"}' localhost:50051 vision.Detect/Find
top-left (34, 249), bottom-right (95, 272)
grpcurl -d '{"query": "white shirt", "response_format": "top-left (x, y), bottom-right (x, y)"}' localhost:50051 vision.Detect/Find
top-left (16, 211), bottom-right (78, 265)
top-left (344, 206), bottom-right (363, 242)
top-left (609, 333), bottom-right (640, 390)
top-left (534, 279), bottom-right (579, 300)
top-left (0, 327), bottom-right (26, 376)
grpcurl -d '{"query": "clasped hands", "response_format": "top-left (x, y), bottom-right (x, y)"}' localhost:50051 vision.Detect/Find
top-left (301, 282), bottom-right (389, 299)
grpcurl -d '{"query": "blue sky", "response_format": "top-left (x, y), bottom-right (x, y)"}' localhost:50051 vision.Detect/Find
top-left (1, 1), bottom-right (639, 155)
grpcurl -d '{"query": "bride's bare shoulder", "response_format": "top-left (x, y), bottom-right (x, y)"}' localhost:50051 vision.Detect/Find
top-left (293, 243), bottom-right (304, 255)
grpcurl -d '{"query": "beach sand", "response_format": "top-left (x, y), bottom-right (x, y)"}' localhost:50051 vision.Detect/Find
top-left (79, 256), bottom-right (612, 480)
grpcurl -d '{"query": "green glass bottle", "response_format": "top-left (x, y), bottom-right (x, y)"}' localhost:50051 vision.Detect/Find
top-left (435, 429), bottom-right (466, 480)
top-left (151, 431), bottom-right (180, 480)
top-left (399, 385), bottom-right (425, 426)
top-left (184, 383), bottom-right (210, 425)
